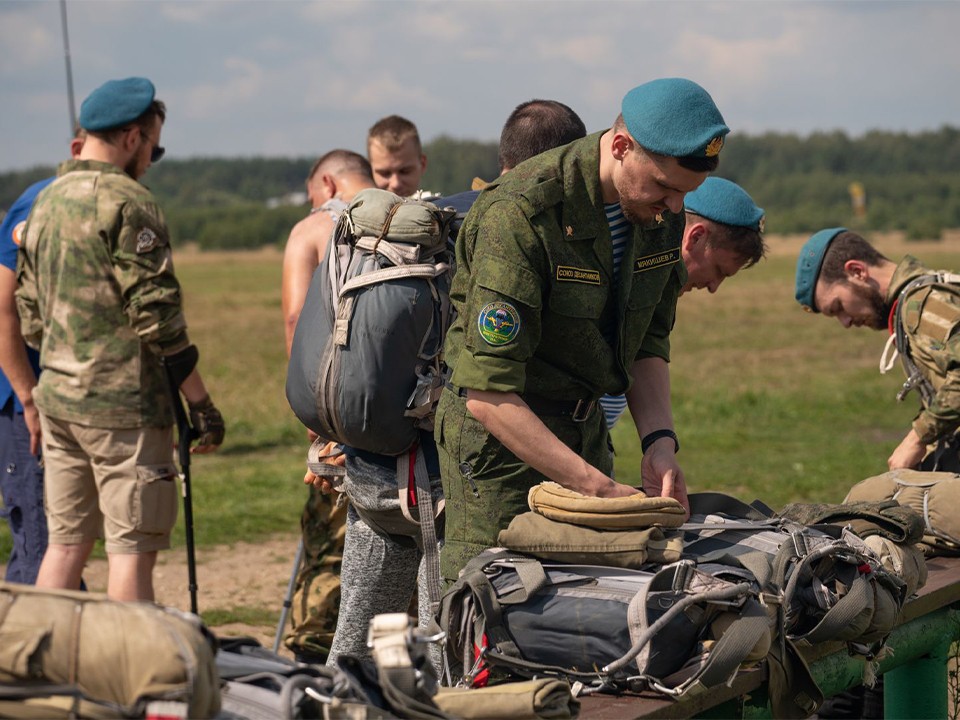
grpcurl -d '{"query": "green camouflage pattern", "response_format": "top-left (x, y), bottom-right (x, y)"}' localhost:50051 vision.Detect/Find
top-left (284, 485), bottom-right (347, 657)
top-left (15, 160), bottom-right (189, 427)
top-left (887, 255), bottom-right (960, 444)
top-left (437, 133), bottom-right (686, 581)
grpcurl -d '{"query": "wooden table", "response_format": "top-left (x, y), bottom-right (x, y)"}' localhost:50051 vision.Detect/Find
top-left (578, 557), bottom-right (960, 719)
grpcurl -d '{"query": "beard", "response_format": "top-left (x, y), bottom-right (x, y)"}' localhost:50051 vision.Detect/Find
top-left (855, 283), bottom-right (892, 330)
top-left (620, 202), bottom-right (650, 226)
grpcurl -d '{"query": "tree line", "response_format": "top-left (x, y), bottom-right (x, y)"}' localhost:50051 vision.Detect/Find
top-left (2, 126), bottom-right (958, 249)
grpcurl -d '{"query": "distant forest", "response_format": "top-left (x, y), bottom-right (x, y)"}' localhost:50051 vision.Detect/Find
top-left (2, 127), bottom-right (958, 249)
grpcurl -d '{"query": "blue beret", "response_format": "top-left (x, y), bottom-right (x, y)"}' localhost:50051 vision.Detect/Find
top-left (684, 177), bottom-right (764, 232)
top-left (795, 227), bottom-right (847, 312)
top-left (79, 77), bottom-right (156, 131)
top-left (621, 78), bottom-right (729, 158)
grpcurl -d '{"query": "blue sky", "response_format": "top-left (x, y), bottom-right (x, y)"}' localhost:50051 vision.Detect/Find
top-left (1, 0), bottom-right (958, 173)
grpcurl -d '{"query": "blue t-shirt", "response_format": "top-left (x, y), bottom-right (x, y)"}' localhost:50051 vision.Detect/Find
top-left (0, 177), bottom-right (52, 412)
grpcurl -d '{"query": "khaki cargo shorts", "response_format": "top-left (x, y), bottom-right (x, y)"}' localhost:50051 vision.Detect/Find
top-left (39, 415), bottom-right (178, 554)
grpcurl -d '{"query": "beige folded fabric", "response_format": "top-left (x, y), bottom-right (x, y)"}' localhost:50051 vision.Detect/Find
top-left (433, 678), bottom-right (579, 719)
top-left (497, 511), bottom-right (683, 568)
top-left (528, 481), bottom-right (686, 529)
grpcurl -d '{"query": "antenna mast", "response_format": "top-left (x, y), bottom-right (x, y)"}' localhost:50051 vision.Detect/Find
top-left (60, 0), bottom-right (77, 134)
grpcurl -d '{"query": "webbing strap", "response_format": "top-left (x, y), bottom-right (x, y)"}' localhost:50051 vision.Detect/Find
top-left (397, 448), bottom-right (444, 610)
top-left (793, 573), bottom-right (875, 646)
top-left (659, 600), bottom-right (771, 697)
top-left (604, 581), bottom-right (754, 675)
top-left (688, 492), bottom-right (773, 521)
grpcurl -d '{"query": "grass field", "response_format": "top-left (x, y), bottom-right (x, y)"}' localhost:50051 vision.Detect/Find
top-left (3, 232), bottom-right (960, 562)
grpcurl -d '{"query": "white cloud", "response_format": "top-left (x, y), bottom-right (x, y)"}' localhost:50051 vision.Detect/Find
top-left (182, 57), bottom-right (266, 119)
top-left (0, 4), bottom-right (59, 74)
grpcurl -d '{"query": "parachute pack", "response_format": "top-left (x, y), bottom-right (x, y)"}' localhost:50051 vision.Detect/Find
top-left (286, 188), bottom-right (458, 455)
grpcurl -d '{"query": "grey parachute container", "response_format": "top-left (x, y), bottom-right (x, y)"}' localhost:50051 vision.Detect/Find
top-left (286, 188), bottom-right (457, 455)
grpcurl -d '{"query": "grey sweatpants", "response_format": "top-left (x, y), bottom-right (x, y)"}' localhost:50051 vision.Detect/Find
top-left (325, 453), bottom-right (443, 667)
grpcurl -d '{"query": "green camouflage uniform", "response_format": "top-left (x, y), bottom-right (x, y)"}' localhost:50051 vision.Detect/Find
top-left (283, 485), bottom-right (347, 658)
top-left (15, 159), bottom-right (189, 428)
top-left (887, 255), bottom-right (960, 466)
top-left (435, 131), bottom-right (687, 580)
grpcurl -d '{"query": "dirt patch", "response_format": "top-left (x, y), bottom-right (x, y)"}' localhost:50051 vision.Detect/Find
top-left (5, 534), bottom-right (303, 660)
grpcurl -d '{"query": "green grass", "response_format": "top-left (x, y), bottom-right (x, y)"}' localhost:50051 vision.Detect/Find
top-left (201, 605), bottom-right (279, 628)
top-left (3, 235), bottom-right (960, 563)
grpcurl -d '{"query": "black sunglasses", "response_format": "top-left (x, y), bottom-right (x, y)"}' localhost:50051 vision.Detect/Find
top-left (150, 144), bottom-right (165, 163)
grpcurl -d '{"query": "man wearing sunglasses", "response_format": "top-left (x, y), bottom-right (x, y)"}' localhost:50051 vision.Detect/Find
top-left (15, 77), bottom-right (224, 602)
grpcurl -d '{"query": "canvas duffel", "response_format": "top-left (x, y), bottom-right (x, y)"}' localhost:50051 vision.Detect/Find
top-left (0, 582), bottom-right (219, 719)
top-left (844, 468), bottom-right (960, 556)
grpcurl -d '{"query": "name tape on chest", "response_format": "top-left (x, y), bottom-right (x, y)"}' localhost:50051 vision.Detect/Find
top-left (556, 265), bottom-right (601, 285)
top-left (634, 248), bottom-right (680, 273)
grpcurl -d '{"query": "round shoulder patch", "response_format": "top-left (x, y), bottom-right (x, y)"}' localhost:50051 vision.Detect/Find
top-left (477, 301), bottom-right (521, 346)
top-left (11, 220), bottom-right (26, 247)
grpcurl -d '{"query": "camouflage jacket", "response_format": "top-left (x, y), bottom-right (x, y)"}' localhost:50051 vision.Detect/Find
top-left (445, 131), bottom-right (687, 401)
top-left (15, 159), bottom-right (190, 428)
top-left (887, 255), bottom-right (960, 444)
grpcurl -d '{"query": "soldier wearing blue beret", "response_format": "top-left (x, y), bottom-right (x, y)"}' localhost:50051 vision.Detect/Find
top-left (436, 78), bottom-right (729, 581)
top-left (16, 77), bottom-right (225, 602)
top-left (601, 176), bottom-right (767, 427)
top-left (795, 229), bottom-right (960, 472)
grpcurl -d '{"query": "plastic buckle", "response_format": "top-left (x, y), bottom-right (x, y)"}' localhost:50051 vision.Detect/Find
top-left (572, 399), bottom-right (596, 423)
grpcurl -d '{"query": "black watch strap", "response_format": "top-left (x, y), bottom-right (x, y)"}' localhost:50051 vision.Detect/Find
top-left (641, 429), bottom-right (679, 454)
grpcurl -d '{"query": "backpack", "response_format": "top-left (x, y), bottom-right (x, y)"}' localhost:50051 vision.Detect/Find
top-left (680, 492), bottom-right (915, 717)
top-left (436, 549), bottom-right (770, 700)
top-left (286, 188), bottom-right (457, 455)
top-left (286, 188), bottom-right (458, 609)
top-left (0, 582), bottom-right (220, 719)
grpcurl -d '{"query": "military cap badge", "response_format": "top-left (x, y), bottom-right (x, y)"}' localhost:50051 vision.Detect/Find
top-left (705, 136), bottom-right (724, 157)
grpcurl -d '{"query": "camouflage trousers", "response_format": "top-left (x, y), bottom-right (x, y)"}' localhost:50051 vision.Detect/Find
top-left (283, 483), bottom-right (348, 658)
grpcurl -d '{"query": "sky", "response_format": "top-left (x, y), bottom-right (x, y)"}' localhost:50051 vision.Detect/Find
top-left (1, 0), bottom-right (958, 174)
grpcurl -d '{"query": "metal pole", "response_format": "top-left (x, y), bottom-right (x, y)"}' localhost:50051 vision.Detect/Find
top-left (59, 0), bottom-right (77, 134)
top-left (273, 538), bottom-right (305, 654)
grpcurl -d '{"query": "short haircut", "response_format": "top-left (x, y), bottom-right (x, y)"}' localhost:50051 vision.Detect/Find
top-left (307, 149), bottom-right (373, 184)
top-left (688, 212), bottom-right (767, 269)
top-left (91, 100), bottom-right (166, 143)
top-left (498, 99), bottom-right (587, 171)
top-left (612, 114), bottom-right (720, 173)
top-left (367, 115), bottom-right (422, 154)
top-left (819, 231), bottom-right (889, 283)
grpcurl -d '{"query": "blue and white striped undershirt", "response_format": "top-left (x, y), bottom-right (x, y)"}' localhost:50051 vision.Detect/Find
top-left (601, 202), bottom-right (630, 429)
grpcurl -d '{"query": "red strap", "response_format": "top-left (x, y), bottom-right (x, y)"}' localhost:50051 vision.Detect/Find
top-left (887, 298), bottom-right (899, 335)
top-left (407, 444), bottom-right (418, 507)
top-left (472, 633), bottom-right (490, 687)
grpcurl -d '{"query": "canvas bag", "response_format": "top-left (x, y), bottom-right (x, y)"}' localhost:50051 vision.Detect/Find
top-left (436, 549), bottom-right (769, 700)
top-left (681, 493), bottom-right (908, 652)
top-left (844, 468), bottom-right (960, 556)
top-left (0, 582), bottom-right (220, 719)
top-left (286, 187), bottom-right (457, 455)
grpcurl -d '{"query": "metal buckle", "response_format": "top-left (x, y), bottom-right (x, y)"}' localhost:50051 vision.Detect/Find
top-left (571, 399), bottom-right (596, 422)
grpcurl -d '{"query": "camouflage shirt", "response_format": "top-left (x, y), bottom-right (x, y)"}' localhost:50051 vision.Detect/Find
top-left (15, 159), bottom-right (190, 428)
top-left (445, 131), bottom-right (687, 401)
top-left (887, 255), bottom-right (960, 444)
